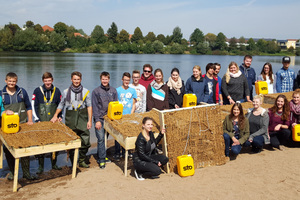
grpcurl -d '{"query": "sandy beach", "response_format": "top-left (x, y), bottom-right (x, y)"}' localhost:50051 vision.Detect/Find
top-left (1, 142), bottom-right (300, 200)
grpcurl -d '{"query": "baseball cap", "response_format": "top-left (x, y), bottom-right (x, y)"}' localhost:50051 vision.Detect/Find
top-left (282, 56), bottom-right (290, 63)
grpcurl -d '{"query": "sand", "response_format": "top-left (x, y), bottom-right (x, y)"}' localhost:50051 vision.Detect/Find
top-left (1, 144), bottom-right (300, 200)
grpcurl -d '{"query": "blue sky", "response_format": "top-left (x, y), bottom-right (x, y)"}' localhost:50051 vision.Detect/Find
top-left (1, 0), bottom-right (299, 40)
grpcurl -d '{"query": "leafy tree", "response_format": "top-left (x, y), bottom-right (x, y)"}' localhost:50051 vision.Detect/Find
top-left (153, 40), bottom-right (164, 53)
top-left (49, 32), bottom-right (66, 52)
top-left (196, 42), bottom-right (210, 54)
top-left (13, 28), bottom-right (45, 51)
top-left (229, 37), bottom-right (237, 51)
top-left (129, 43), bottom-right (140, 53)
top-left (266, 41), bottom-right (280, 54)
top-left (287, 46), bottom-right (295, 53)
top-left (0, 27), bottom-right (14, 50)
top-left (142, 42), bottom-right (155, 54)
top-left (190, 28), bottom-right (204, 45)
top-left (205, 33), bottom-right (217, 49)
top-left (25, 20), bottom-right (34, 29)
top-left (247, 38), bottom-right (257, 51)
top-left (34, 24), bottom-right (44, 34)
top-left (144, 32), bottom-right (156, 42)
top-left (171, 26), bottom-right (183, 44)
top-left (107, 22), bottom-right (118, 43)
top-left (91, 25), bottom-right (106, 44)
top-left (296, 47), bottom-right (300, 56)
top-left (131, 27), bottom-right (143, 43)
top-left (164, 35), bottom-right (172, 45)
top-left (256, 39), bottom-right (268, 52)
top-left (181, 38), bottom-right (188, 46)
top-left (117, 29), bottom-right (129, 43)
top-left (157, 34), bottom-right (165, 44)
top-left (66, 25), bottom-right (77, 38)
top-left (239, 36), bottom-right (246, 44)
top-left (215, 32), bottom-right (227, 50)
top-left (170, 43), bottom-right (184, 54)
top-left (54, 22), bottom-right (68, 35)
top-left (4, 22), bottom-right (21, 35)
top-left (67, 36), bottom-right (89, 49)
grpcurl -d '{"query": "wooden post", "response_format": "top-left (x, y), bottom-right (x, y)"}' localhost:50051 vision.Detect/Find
top-left (72, 148), bottom-right (79, 178)
top-left (0, 140), bottom-right (3, 169)
top-left (124, 150), bottom-right (128, 176)
top-left (13, 158), bottom-right (19, 192)
top-left (157, 110), bottom-right (170, 173)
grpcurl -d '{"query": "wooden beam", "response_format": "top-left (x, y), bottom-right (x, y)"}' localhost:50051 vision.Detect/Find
top-left (0, 139), bottom-right (3, 169)
top-left (72, 148), bottom-right (79, 179)
top-left (13, 158), bottom-right (19, 192)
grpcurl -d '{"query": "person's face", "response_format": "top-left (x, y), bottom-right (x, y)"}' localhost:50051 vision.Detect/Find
top-left (233, 106), bottom-right (240, 117)
top-left (5, 77), bottom-right (17, 89)
top-left (293, 94), bottom-right (300, 105)
top-left (244, 58), bottom-right (252, 68)
top-left (263, 65), bottom-right (270, 74)
top-left (171, 71), bottom-right (179, 82)
top-left (252, 98), bottom-right (261, 109)
top-left (143, 67), bottom-right (152, 78)
top-left (207, 68), bottom-right (214, 76)
top-left (122, 76), bottom-right (131, 87)
top-left (155, 72), bottom-right (163, 83)
top-left (43, 78), bottom-right (53, 90)
top-left (142, 119), bottom-right (153, 132)
top-left (229, 65), bottom-right (238, 74)
top-left (214, 65), bottom-right (221, 75)
top-left (71, 75), bottom-right (81, 87)
top-left (283, 62), bottom-right (290, 69)
top-left (276, 97), bottom-right (285, 109)
top-left (132, 73), bottom-right (140, 85)
top-left (101, 75), bottom-right (110, 87)
top-left (193, 69), bottom-right (201, 79)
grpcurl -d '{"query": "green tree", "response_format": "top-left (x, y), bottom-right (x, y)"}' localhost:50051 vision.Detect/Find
top-left (117, 29), bottom-right (129, 43)
top-left (239, 36), bottom-right (246, 44)
top-left (205, 33), bottom-right (217, 49)
top-left (171, 26), bottom-right (183, 44)
top-left (157, 34), bottom-right (166, 44)
top-left (170, 43), bottom-right (184, 54)
top-left (91, 25), bottom-right (106, 44)
top-left (247, 38), bottom-right (257, 51)
top-left (287, 46), bottom-right (295, 53)
top-left (4, 22), bottom-right (21, 35)
top-left (0, 27), bottom-right (14, 50)
top-left (131, 27), bottom-right (143, 43)
top-left (215, 32), bottom-right (227, 50)
top-left (196, 42), bottom-right (210, 54)
top-left (107, 22), bottom-right (118, 43)
top-left (164, 35), bottom-right (172, 45)
top-left (25, 20), bottom-right (34, 29)
top-left (256, 39), bottom-right (268, 52)
top-left (190, 28), bottom-right (204, 45)
top-left (266, 41), bottom-right (280, 54)
top-left (13, 28), bottom-right (45, 51)
top-left (142, 42), bottom-right (155, 54)
top-left (144, 32), bottom-right (156, 42)
top-left (153, 40), bottom-right (164, 53)
top-left (49, 32), bottom-right (66, 52)
top-left (34, 24), bottom-right (44, 34)
top-left (296, 47), bottom-right (300, 56)
top-left (229, 37), bottom-right (237, 51)
top-left (54, 22), bottom-right (68, 35)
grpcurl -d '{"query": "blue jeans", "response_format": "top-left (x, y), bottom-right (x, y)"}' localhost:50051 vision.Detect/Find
top-left (223, 133), bottom-right (242, 156)
top-left (95, 121), bottom-right (106, 163)
top-left (244, 135), bottom-right (264, 149)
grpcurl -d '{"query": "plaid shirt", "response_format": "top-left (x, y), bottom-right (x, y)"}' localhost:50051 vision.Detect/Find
top-left (276, 67), bottom-right (295, 93)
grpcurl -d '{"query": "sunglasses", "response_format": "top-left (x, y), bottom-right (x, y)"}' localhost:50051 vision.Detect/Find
top-left (144, 70), bottom-right (152, 73)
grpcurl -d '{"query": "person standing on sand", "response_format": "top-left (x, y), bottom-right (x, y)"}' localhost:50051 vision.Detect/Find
top-left (129, 70), bottom-right (147, 113)
top-left (32, 72), bottom-right (62, 174)
top-left (1, 72), bottom-right (36, 180)
top-left (92, 71), bottom-right (118, 169)
top-left (276, 56), bottom-right (295, 93)
top-left (51, 71), bottom-right (92, 168)
top-left (139, 64), bottom-right (155, 90)
top-left (239, 55), bottom-right (256, 101)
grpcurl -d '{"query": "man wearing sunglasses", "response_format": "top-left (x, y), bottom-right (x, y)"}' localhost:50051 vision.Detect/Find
top-left (139, 64), bottom-right (155, 90)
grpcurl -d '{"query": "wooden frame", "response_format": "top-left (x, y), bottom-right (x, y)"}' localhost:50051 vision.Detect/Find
top-left (0, 133), bottom-right (81, 192)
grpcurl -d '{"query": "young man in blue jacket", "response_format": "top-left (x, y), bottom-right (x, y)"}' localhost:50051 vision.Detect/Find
top-left (239, 55), bottom-right (256, 101)
top-left (276, 56), bottom-right (295, 93)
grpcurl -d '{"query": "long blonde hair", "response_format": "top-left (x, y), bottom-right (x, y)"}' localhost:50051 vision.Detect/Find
top-left (225, 61), bottom-right (239, 83)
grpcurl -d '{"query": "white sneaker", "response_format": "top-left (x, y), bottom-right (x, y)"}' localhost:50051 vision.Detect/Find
top-left (134, 170), bottom-right (145, 181)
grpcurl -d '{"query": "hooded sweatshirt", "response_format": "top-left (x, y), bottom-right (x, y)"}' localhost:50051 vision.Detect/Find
top-left (146, 80), bottom-right (169, 111)
top-left (139, 74), bottom-right (155, 90)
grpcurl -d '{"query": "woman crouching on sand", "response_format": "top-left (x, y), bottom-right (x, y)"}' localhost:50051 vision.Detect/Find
top-left (223, 103), bottom-right (250, 160)
top-left (244, 94), bottom-right (270, 153)
top-left (133, 117), bottom-right (169, 180)
top-left (268, 94), bottom-right (291, 150)
top-left (290, 89), bottom-right (300, 128)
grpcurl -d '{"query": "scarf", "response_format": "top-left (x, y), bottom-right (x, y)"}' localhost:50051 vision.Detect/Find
top-left (230, 70), bottom-right (242, 78)
top-left (290, 100), bottom-right (300, 115)
top-left (66, 84), bottom-right (83, 103)
top-left (167, 77), bottom-right (182, 95)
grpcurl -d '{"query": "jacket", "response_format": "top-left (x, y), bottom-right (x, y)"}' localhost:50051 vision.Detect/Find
top-left (223, 115), bottom-right (250, 145)
top-left (133, 131), bottom-right (164, 165)
top-left (147, 80), bottom-right (169, 111)
top-left (276, 67), bottom-right (295, 93)
top-left (202, 74), bottom-right (219, 103)
top-left (0, 85), bottom-right (32, 110)
top-left (167, 80), bottom-right (185, 109)
top-left (185, 75), bottom-right (208, 104)
top-left (239, 64), bottom-right (256, 92)
top-left (245, 108), bottom-right (270, 144)
top-left (139, 74), bottom-right (155, 90)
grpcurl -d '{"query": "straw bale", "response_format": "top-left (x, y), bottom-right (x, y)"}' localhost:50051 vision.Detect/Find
top-left (263, 91), bottom-right (293, 105)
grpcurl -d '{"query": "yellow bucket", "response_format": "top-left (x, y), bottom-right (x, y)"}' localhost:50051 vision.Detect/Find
top-left (107, 101), bottom-right (123, 120)
top-left (292, 124), bottom-right (300, 142)
top-left (255, 81), bottom-right (268, 95)
top-left (177, 155), bottom-right (195, 177)
top-left (1, 113), bottom-right (20, 134)
top-left (182, 94), bottom-right (197, 107)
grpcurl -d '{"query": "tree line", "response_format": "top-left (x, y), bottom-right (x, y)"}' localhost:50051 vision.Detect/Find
top-left (0, 20), bottom-right (299, 56)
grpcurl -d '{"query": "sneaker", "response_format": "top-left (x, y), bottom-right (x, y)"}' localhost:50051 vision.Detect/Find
top-left (7, 172), bottom-right (13, 181)
top-left (105, 157), bottom-right (112, 163)
top-left (99, 162), bottom-right (105, 169)
top-left (113, 154), bottom-right (120, 162)
top-left (134, 170), bottom-right (145, 181)
top-left (23, 175), bottom-right (38, 180)
top-left (79, 161), bottom-right (90, 168)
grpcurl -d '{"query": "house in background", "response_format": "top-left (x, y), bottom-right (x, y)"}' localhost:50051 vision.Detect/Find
top-left (42, 25), bottom-right (54, 32)
top-left (277, 39), bottom-right (299, 49)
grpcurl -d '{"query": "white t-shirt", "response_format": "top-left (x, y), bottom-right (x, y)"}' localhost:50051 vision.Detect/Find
top-left (129, 83), bottom-right (146, 113)
top-left (265, 75), bottom-right (274, 94)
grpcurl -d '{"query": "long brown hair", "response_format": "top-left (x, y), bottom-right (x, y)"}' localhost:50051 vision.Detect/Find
top-left (260, 62), bottom-right (274, 83)
top-left (229, 103), bottom-right (246, 130)
top-left (270, 94), bottom-right (290, 121)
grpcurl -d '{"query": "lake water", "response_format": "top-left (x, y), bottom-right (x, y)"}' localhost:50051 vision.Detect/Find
top-left (0, 52), bottom-right (299, 177)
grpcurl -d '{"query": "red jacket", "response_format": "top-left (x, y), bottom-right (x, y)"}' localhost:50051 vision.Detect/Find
top-left (139, 74), bottom-right (155, 90)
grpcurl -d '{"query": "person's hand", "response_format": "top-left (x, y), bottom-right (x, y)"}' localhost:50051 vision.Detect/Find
top-left (274, 124), bottom-right (282, 131)
top-left (175, 104), bottom-right (180, 109)
top-left (58, 117), bottom-right (63, 122)
top-left (292, 123), bottom-right (297, 128)
top-left (229, 99), bottom-right (235, 104)
top-left (50, 116), bottom-right (58, 123)
top-left (87, 121), bottom-right (92, 130)
top-left (5, 110), bottom-right (14, 115)
top-left (219, 101), bottom-right (223, 105)
top-left (27, 121), bottom-right (33, 125)
top-left (161, 127), bottom-right (166, 134)
top-left (158, 162), bottom-right (162, 167)
top-left (247, 97), bottom-right (252, 103)
top-left (248, 139), bottom-right (253, 143)
top-left (232, 137), bottom-right (240, 146)
top-left (95, 121), bottom-right (102, 130)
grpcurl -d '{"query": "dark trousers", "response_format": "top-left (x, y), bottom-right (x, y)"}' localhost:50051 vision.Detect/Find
top-left (114, 141), bottom-right (125, 156)
top-left (269, 129), bottom-right (291, 149)
top-left (134, 154), bottom-right (169, 177)
top-left (223, 133), bottom-right (242, 156)
top-left (70, 129), bottom-right (91, 163)
top-left (244, 135), bottom-right (265, 149)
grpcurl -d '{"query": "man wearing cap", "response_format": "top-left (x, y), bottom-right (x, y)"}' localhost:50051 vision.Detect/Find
top-left (239, 55), bottom-right (256, 101)
top-left (276, 56), bottom-right (296, 93)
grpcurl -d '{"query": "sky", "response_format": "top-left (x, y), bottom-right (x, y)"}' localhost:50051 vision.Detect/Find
top-left (1, 0), bottom-right (299, 40)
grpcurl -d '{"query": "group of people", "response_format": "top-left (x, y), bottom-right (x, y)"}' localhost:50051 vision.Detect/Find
top-left (1, 55), bottom-right (300, 181)
top-left (223, 89), bottom-right (300, 160)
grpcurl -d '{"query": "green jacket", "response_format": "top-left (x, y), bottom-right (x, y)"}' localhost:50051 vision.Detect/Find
top-left (223, 115), bottom-right (250, 145)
